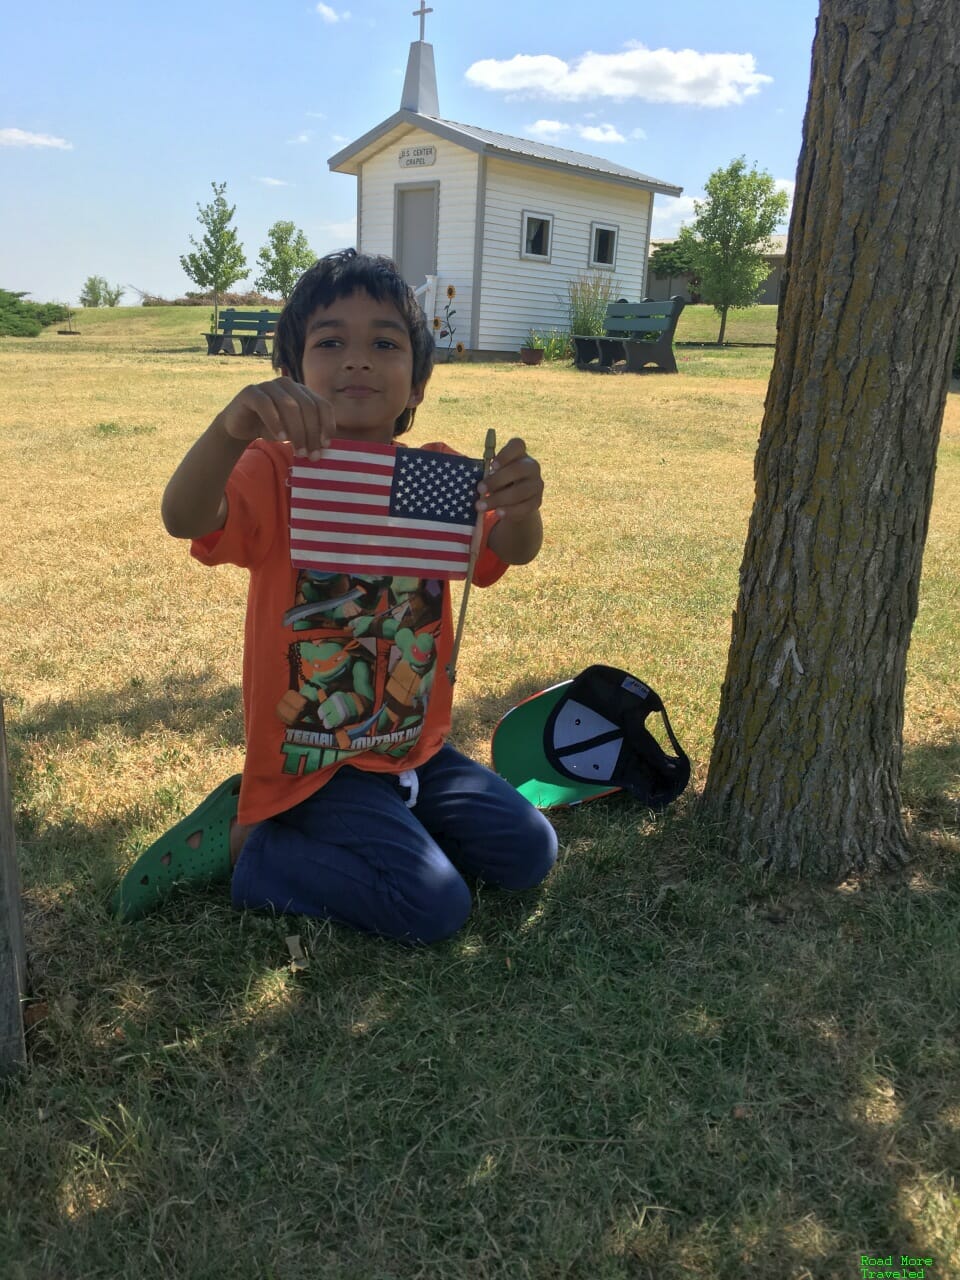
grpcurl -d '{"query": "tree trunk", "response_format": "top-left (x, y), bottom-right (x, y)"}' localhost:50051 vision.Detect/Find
top-left (701, 0), bottom-right (960, 878)
top-left (717, 306), bottom-right (729, 345)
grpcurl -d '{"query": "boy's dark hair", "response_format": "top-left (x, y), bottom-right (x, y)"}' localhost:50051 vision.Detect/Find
top-left (273, 248), bottom-right (435, 436)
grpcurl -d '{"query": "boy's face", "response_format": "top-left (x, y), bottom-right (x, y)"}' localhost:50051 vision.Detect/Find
top-left (298, 289), bottom-right (423, 443)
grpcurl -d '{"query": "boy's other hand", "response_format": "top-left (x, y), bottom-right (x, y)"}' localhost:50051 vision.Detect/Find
top-left (218, 377), bottom-right (335, 459)
top-left (478, 437), bottom-right (544, 523)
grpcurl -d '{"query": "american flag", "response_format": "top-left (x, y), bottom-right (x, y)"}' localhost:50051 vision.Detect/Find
top-left (289, 439), bottom-right (485, 579)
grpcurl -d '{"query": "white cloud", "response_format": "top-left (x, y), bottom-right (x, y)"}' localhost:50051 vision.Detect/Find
top-left (526, 118), bottom-right (628, 145)
top-left (316, 3), bottom-right (350, 22)
top-left (578, 123), bottom-right (625, 143)
top-left (0, 127), bottom-right (73, 149)
top-left (651, 179), bottom-right (793, 239)
top-left (651, 194), bottom-right (700, 237)
top-left (772, 178), bottom-right (795, 229)
top-left (258, 177), bottom-right (289, 186)
top-left (631, 127), bottom-right (647, 140)
top-left (525, 119), bottom-right (571, 139)
top-left (466, 42), bottom-right (772, 108)
top-left (286, 131), bottom-right (313, 145)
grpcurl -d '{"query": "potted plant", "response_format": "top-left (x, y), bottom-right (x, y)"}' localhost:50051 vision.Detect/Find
top-left (519, 329), bottom-right (546, 365)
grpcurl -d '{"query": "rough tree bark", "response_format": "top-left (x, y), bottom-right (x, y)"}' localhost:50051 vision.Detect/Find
top-left (702, 0), bottom-right (960, 877)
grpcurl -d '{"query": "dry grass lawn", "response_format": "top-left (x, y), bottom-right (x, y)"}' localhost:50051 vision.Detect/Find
top-left (2, 308), bottom-right (960, 1280)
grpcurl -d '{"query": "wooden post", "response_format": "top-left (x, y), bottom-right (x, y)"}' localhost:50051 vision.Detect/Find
top-left (0, 697), bottom-right (26, 1074)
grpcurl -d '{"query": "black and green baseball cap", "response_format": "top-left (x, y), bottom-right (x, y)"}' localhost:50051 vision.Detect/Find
top-left (491, 665), bottom-right (691, 810)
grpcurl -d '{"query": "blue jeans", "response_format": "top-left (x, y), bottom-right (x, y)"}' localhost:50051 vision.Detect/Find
top-left (231, 745), bottom-right (558, 944)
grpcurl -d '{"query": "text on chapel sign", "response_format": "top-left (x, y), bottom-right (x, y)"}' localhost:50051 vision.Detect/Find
top-left (399, 145), bottom-right (437, 168)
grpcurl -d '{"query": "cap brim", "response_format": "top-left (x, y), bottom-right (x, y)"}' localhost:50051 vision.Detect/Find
top-left (491, 681), bottom-right (621, 809)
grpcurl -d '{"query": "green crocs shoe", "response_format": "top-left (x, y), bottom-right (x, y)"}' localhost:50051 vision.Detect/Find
top-left (111, 775), bottom-right (242, 922)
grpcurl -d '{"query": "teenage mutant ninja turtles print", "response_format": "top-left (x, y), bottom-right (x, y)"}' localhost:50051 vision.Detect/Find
top-left (276, 570), bottom-right (445, 776)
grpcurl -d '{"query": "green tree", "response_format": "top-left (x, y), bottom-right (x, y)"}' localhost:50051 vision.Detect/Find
top-left (0, 289), bottom-right (69, 336)
top-left (254, 221), bottom-right (315, 303)
top-left (179, 182), bottom-right (248, 333)
top-left (685, 157), bottom-right (788, 343)
top-left (649, 236), bottom-right (700, 300)
top-left (701, 0), bottom-right (960, 877)
top-left (79, 275), bottom-right (124, 307)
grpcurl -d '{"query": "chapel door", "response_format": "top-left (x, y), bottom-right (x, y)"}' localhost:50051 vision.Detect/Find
top-left (395, 184), bottom-right (439, 288)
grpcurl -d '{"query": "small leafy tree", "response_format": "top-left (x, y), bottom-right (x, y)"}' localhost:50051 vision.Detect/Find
top-left (649, 238), bottom-right (700, 300)
top-left (254, 221), bottom-right (315, 303)
top-left (79, 276), bottom-right (124, 307)
top-left (684, 157), bottom-right (789, 343)
top-left (179, 181), bottom-right (248, 333)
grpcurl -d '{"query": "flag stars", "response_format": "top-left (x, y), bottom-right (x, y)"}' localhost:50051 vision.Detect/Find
top-left (392, 451), bottom-right (483, 525)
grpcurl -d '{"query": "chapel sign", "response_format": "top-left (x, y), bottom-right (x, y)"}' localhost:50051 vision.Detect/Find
top-left (399, 145), bottom-right (437, 168)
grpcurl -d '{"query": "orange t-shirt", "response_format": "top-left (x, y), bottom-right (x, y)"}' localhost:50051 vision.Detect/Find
top-left (191, 439), bottom-right (508, 825)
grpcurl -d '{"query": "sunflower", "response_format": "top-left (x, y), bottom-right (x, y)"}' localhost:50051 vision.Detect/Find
top-left (446, 285), bottom-right (456, 300)
top-left (432, 316), bottom-right (441, 330)
top-left (456, 342), bottom-right (465, 354)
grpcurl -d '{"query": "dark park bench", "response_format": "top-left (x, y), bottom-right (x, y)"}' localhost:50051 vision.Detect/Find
top-left (205, 308), bottom-right (282, 357)
top-left (572, 296), bottom-right (686, 373)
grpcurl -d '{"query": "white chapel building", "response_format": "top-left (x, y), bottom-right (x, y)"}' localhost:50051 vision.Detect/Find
top-left (328, 9), bottom-right (682, 357)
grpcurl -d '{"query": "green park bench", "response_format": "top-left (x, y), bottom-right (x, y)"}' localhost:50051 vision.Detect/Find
top-left (205, 308), bottom-right (282, 357)
top-left (572, 296), bottom-right (686, 373)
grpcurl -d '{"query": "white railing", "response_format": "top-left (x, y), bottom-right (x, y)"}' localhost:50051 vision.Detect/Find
top-left (413, 274), bottom-right (438, 326)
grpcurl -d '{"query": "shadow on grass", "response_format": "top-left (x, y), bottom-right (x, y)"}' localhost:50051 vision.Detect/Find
top-left (903, 738), bottom-right (960, 833)
top-left (449, 671), bottom-right (560, 756)
top-left (4, 691), bottom-right (960, 1277)
top-left (9, 669), bottom-right (244, 749)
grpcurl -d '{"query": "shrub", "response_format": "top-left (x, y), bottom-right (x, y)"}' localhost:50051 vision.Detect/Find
top-left (0, 289), bottom-right (70, 337)
top-left (542, 328), bottom-right (572, 361)
top-left (567, 272), bottom-right (620, 335)
top-left (137, 289), bottom-right (282, 307)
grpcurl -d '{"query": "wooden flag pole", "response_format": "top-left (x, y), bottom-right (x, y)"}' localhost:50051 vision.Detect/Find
top-left (446, 428), bottom-right (497, 686)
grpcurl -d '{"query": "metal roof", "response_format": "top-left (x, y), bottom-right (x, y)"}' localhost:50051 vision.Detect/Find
top-left (328, 110), bottom-right (682, 197)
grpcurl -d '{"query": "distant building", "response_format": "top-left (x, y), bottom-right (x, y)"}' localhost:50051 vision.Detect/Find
top-left (328, 10), bottom-right (682, 356)
top-left (646, 234), bottom-right (788, 305)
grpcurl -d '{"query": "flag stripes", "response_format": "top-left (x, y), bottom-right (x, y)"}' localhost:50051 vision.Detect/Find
top-left (289, 439), bottom-right (484, 579)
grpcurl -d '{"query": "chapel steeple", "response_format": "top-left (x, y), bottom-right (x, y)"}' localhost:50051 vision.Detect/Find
top-left (400, 3), bottom-right (439, 117)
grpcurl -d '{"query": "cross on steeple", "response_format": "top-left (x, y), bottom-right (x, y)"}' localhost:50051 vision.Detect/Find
top-left (412, 2), bottom-right (433, 42)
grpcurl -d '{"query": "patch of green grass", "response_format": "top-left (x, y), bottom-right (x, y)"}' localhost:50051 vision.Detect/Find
top-left (1, 307), bottom-right (959, 1278)
top-left (92, 421), bottom-right (158, 438)
top-left (675, 304), bottom-right (778, 346)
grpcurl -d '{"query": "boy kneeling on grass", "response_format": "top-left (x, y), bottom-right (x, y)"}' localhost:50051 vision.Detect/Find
top-left (113, 249), bottom-right (557, 941)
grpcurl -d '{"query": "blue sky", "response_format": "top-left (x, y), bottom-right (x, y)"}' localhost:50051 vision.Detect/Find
top-left (1, 0), bottom-right (820, 306)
